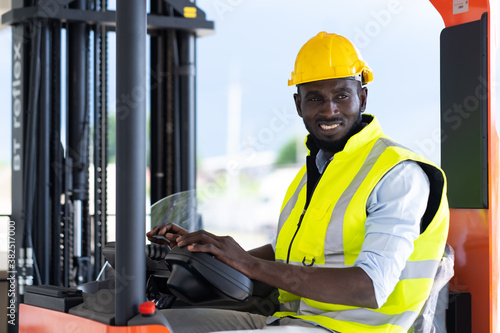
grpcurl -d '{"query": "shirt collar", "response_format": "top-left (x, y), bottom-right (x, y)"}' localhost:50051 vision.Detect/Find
top-left (315, 149), bottom-right (331, 174)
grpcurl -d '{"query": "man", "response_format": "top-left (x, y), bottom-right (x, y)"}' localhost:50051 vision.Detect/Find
top-left (148, 32), bottom-right (449, 333)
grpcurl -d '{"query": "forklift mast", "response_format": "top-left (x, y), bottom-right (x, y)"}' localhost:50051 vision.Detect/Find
top-left (3, 0), bottom-right (213, 331)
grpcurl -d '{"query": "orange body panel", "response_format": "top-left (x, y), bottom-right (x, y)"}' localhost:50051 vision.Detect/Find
top-left (429, 0), bottom-right (490, 27)
top-left (19, 304), bottom-right (171, 333)
top-left (447, 209), bottom-right (490, 332)
top-left (429, 0), bottom-right (499, 332)
top-left (489, 124), bottom-right (499, 333)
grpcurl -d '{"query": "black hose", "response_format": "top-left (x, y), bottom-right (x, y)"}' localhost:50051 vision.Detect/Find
top-left (22, 19), bottom-right (42, 286)
top-left (23, 20), bottom-right (42, 249)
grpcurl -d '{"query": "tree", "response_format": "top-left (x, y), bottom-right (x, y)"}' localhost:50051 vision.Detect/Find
top-left (274, 136), bottom-right (298, 166)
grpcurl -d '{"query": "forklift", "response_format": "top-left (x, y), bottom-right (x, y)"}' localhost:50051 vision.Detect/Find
top-left (2, 0), bottom-right (499, 332)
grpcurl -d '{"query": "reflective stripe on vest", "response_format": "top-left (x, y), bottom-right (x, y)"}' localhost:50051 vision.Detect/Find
top-left (278, 307), bottom-right (418, 329)
top-left (323, 137), bottom-right (405, 266)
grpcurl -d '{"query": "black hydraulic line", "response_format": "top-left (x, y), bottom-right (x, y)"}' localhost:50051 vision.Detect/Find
top-left (177, 30), bottom-right (196, 191)
top-left (83, 12), bottom-right (92, 273)
top-left (165, 29), bottom-right (176, 196)
top-left (79, 23), bottom-right (93, 283)
top-left (150, 0), bottom-right (167, 203)
top-left (22, 18), bottom-right (42, 293)
top-left (170, 30), bottom-right (182, 193)
top-left (50, 20), bottom-right (63, 286)
top-left (68, 0), bottom-right (88, 201)
top-left (115, 0), bottom-right (147, 325)
top-left (68, 0), bottom-right (91, 285)
top-left (36, 20), bottom-right (52, 285)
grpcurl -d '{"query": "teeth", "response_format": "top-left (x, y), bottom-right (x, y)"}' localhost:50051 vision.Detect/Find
top-left (320, 124), bottom-right (339, 130)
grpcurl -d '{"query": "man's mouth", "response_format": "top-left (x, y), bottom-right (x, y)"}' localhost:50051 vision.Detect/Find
top-left (319, 123), bottom-right (340, 130)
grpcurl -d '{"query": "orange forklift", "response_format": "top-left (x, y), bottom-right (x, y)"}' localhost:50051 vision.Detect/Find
top-left (3, 0), bottom-right (499, 332)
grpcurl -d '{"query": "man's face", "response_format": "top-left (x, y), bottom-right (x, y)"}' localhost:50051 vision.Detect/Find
top-left (294, 78), bottom-right (368, 157)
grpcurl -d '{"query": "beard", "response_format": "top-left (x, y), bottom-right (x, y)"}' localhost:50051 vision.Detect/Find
top-left (306, 112), bottom-right (363, 155)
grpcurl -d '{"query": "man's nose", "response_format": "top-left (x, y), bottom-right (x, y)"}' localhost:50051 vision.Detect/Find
top-left (321, 99), bottom-right (339, 116)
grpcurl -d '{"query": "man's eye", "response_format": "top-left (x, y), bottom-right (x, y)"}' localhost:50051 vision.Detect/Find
top-left (336, 94), bottom-right (348, 100)
top-left (307, 97), bottom-right (321, 102)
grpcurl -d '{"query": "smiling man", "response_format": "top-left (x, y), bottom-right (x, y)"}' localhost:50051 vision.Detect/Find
top-left (149, 32), bottom-right (450, 333)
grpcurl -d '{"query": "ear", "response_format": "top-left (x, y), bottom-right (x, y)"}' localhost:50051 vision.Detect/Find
top-left (359, 87), bottom-right (368, 113)
top-left (294, 93), bottom-right (303, 118)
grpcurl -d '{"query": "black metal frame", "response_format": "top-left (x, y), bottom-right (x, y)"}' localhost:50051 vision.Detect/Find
top-left (4, 0), bottom-right (213, 330)
top-left (115, 0), bottom-right (147, 324)
top-left (3, 5), bottom-right (214, 33)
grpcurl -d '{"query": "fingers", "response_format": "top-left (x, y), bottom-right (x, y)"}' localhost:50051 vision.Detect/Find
top-left (177, 231), bottom-right (235, 260)
top-left (149, 227), bottom-right (238, 262)
top-left (147, 222), bottom-right (184, 236)
top-left (185, 242), bottom-right (221, 256)
top-left (177, 232), bottom-right (253, 276)
top-left (146, 223), bottom-right (167, 237)
top-left (147, 234), bottom-right (170, 245)
top-left (176, 230), bottom-right (218, 248)
top-left (147, 223), bottom-right (188, 245)
top-left (147, 224), bottom-right (171, 244)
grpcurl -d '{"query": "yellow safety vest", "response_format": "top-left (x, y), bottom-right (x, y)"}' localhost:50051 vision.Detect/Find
top-left (273, 115), bottom-right (449, 333)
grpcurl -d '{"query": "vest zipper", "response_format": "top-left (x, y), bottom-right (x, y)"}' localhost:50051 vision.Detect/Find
top-left (285, 160), bottom-right (328, 264)
top-left (286, 209), bottom-right (306, 264)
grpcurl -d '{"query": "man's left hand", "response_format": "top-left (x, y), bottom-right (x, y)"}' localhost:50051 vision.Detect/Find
top-left (177, 230), bottom-right (257, 278)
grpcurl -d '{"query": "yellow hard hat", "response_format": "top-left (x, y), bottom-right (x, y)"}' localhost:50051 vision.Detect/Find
top-left (288, 32), bottom-right (373, 86)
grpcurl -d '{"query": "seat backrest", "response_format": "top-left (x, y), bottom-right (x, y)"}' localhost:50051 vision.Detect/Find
top-left (410, 244), bottom-right (455, 333)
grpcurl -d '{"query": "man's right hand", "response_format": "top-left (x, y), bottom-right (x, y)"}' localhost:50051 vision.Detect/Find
top-left (147, 223), bottom-right (188, 247)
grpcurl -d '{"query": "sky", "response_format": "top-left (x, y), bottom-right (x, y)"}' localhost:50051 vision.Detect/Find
top-left (0, 1), bottom-right (499, 167)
